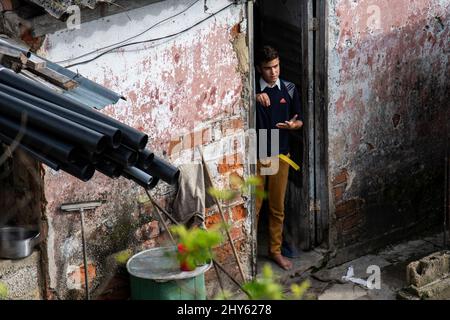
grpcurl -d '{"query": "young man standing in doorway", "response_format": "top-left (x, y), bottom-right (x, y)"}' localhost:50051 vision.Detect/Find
top-left (255, 45), bottom-right (303, 270)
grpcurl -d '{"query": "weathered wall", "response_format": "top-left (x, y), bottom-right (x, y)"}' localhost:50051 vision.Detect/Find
top-left (328, 0), bottom-right (450, 263)
top-left (39, 0), bottom-right (251, 299)
top-left (0, 252), bottom-right (43, 300)
top-left (0, 149), bottom-right (43, 227)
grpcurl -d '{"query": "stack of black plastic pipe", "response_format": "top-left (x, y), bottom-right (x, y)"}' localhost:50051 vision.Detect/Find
top-left (0, 67), bottom-right (180, 188)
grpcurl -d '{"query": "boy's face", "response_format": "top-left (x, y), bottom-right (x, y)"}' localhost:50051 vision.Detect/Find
top-left (258, 58), bottom-right (280, 86)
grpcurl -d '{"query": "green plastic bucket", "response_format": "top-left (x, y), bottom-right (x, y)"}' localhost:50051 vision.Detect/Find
top-left (126, 246), bottom-right (211, 300)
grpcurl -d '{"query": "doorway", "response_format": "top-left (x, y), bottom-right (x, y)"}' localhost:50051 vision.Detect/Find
top-left (252, 0), bottom-right (329, 273)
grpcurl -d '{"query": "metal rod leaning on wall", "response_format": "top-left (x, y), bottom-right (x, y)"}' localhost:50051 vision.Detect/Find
top-left (143, 188), bottom-right (250, 298)
top-left (143, 188), bottom-right (229, 297)
top-left (144, 188), bottom-right (175, 244)
top-left (444, 141), bottom-right (449, 248)
top-left (198, 146), bottom-right (248, 283)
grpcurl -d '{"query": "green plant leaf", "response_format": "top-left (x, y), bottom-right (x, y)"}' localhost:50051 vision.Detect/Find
top-left (242, 264), bottom-right (308, 300)
top-left (114, 249), bottom-right (133, 265)
top-left (207, 187), bottom-right (238, 201)
top-left (214, 290), bottom-right (233, 300)
top-left (0, 282), bottom-right (8, 300)
top-left (170, 225), bottom-right (224, 268)
top-left (290, 281), bottom-right (310, 300)
top-left (244, 175), bottom-right (263, 186)
top-left (137, 194), bottom-right (150, 204)
top-left (229, 174), bottom-right (244, 189)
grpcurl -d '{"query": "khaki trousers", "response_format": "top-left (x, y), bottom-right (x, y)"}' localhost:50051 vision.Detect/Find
top-left (255, 155), bottom-right (290, 256)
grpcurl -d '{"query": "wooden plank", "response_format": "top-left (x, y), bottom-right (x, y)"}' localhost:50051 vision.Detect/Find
top-left (26, 55), bottom-right (47, 70)
top-left (311, 0), bottom-right (329, 246)
top-left (0, 46), bottom-right (28, 63)
top-left (21, 69), bottom-right (65, 94)
top-left (31, 0), bottom-right (165, 37)
top-left (26, 67), bottom-right (78, 90)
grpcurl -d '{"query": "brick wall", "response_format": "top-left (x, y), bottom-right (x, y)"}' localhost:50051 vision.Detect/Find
top-left (328, 0), bottom-right (450, 259)
top-left (39, 0), bottom-right (251, 299)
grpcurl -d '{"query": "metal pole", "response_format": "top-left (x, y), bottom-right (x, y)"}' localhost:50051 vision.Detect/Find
top-left (198, 147), bottom-right (247, 283)
top-left (143, 189), bottom-right (250, 298)
top-left (144, 188), bottom-right (175, 243)
top-left (79, 208), bottom-right (90, 300)
top-left (444, 150), bottom-right (449, 249)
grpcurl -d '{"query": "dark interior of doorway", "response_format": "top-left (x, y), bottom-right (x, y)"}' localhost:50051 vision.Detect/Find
top-left (254, 0), bottom-right (309, 269)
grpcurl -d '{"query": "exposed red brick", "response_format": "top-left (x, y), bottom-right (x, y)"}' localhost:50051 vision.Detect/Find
top-left (167, 138), bottom-right (182, 156)
top-left (231, 204), bottom-right (246, 221)
top-left (217, 153), bottom-right (244, 174)
top-left (230, 224), bottom-right (244, 240)
top-left (213, 239), bottom-right (244, 265)
top-left (337, 213), bottom-right (364, 234)
top-left (182, 128), bottom-right (212, 150)
top-left (342, 214), bottom-right (363, 231)
top-left (67, 263), bottom-right (96, 289)
top-left (335, 199), bottom-right (363, 219)
top-left (334, 185), bottom-right (346, 203)
top-left (221, 119), bottom-right (244, 134)
top-left (333, 169), bottom-right (349, 186)
top-left (206, 212), bottom-right (229, 228)
top-left (230, 24), bottom-right (241, 38)
top-left (20, 29), bottom-right (44, 52)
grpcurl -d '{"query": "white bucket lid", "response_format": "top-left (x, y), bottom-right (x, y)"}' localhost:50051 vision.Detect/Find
top-left (126, 246), bottom-right (212, 281)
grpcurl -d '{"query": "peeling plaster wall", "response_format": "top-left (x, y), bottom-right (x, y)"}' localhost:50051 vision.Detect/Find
top-left (39, 0), bottom-right (251, 299)
top-left (328, 0), bottom-right (450, 261)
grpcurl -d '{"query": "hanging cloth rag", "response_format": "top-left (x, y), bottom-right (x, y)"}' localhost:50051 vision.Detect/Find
top-left (171, 163), bottom-right (215, 228)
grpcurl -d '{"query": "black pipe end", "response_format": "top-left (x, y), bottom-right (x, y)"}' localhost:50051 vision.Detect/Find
top-left (96, 135), bottom-right (109, 154)
top-left (111, 130), bottom-right (122, 149)
top-left (148, 176), bottom-right (160, 189)
top-left (138, 135), bottom-right (149, 152)
top-left (81, 165), bottom-right (96, 182)
top-left (138, 149), bottom-right (155, 169)
top-left (169, 169), bottom-right (180, 185)
top-left (127, 152), bottom-right (138, 167)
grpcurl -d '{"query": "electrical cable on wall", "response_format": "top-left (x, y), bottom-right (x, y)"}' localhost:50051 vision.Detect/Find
top-left (64, 2), bottom-right (234, 68)
top-left (61, 1), bottom-right (237, 68)
top-left (56, 0), bottom-right (201, 64)
top-left (64, 3), bottom-right (235, 68)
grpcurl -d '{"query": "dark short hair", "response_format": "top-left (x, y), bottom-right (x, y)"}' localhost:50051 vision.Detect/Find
top-left (256, 45), bottom-right (279, 66)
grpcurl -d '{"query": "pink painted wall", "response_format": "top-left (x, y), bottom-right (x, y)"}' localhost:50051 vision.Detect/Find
top-left (40, 0), bottom-right (251, 299)
top-left (328, 0), bottom-right (449, 257)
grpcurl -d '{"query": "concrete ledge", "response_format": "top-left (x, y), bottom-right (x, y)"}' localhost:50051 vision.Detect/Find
top-left (0, 250), bottom-right (42, 300)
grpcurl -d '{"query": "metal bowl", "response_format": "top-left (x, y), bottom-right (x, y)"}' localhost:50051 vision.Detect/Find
top-left (0, 226), bottom-right (41, 260)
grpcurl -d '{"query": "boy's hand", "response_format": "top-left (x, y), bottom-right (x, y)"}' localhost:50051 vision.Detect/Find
top-left (276, 114), bottom-right (303, 130)
top-left (256, 93), bottom-right (271, 107)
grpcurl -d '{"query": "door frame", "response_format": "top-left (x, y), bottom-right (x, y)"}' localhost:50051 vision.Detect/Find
top-left (312, 0), bottom-right (330, 247)
top-left (247, 0), bottom-right (329, 276)
top-left (300, 0), bottom-right (330, 248)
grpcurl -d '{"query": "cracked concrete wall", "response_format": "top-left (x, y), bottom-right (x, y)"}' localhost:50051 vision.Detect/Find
top-left (38, 0), bottom-right (252, 299)
top-left (327, 0), bottom-right (450, 261)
